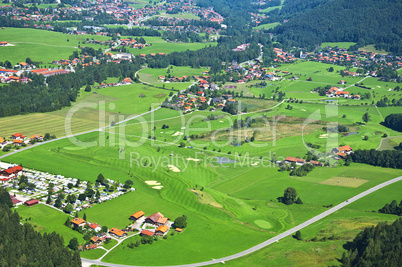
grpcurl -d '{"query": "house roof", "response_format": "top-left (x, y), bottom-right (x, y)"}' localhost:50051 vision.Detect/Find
top-left (285, 156), bottom-right (305, 163)
top-left (109, 227), bottom-right (125, 237)
top-left (146, 212), bottom-right (168, 224)
top-left (88, 223), bottom-right (100, 229)
top-left (2, 165), bottom-right (23, 174)
top-left (141, 230), bottom-right (154, 236)
top-left (91, 236), bottom-right (99, 242)
top-left (175, 228), bottom-right (183, 232)
top-left (131, 210), bottom-right (145, 219)
top-left (337, 145), bottom-right (352, 152)
top-left (156, 225), bottom-right (169, 233)
top-left (71, 218), bottom-right (86, 225)
top-left (0, 137), bottom-right (4, 143)
top-left (25, 199), bottom-right (39, 205)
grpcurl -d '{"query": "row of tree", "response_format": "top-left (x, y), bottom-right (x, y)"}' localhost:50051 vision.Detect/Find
top-left (348, 149), bottom-right (402, 169)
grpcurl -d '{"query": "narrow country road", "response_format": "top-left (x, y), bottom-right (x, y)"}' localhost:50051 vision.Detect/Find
top-left (81, 176), bottom-right (402, 267)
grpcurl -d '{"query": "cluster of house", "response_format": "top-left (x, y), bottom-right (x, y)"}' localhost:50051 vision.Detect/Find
top-left (306, 46), bottom-right (402, 76)
top-left (325, 86), bottom-right (360, 99)
top-left (232, 43), bottom-right (250, 52)
top-left (119, 38), bottom-right (150, 49)
top-left (280, 145), bottom-right (353, 167)
top-left (0, 133), bottom-right (44, 148)
top-left (70, 210), bottom-right (182, 251)
top-left (282, 157), bottom-right (324, 166)
top-left (147, 17), bottom-right (222, 36)
top-left (250, 12), bottom-right (268, 26)
top-left (273, 48), bottom-right (297, 63)
top-left (0, 64), bottom-right (71, 83)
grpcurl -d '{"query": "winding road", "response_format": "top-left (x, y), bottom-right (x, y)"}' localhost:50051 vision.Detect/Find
top-left (81, 176), bottom-right (402, 267)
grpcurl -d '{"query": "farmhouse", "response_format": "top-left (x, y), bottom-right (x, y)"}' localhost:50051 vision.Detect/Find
top-left (109, 227), bottom-right (126, 238)
top-left (284, 156), bottom-right (306, 165)
top-left (88, 223), bottom-right (101, 232)
top-left (140, 229), bottom-right (154, 237)
top-left (24, 199), bottom-right (39, 207)
top-left (145, 212), bottom-right (168, 225)
top-left (30, 134), bottom-right (43, 141)
top-left (10, 196), bottom-right (22, 205)
top-left (334, 145), bottom-right (353, 154)
top-left (0, 165), bottom-right (23, 177)
top-left (309, 160), bottom-right (324, 166)
top-left (71, 218), bottom-right (86, 228)
top-left (155, 225), bottom-right (169, 236)
top-left (130, 210), bottom-right (145, 221)
top-left (11, 133), bottom-right (25, 140)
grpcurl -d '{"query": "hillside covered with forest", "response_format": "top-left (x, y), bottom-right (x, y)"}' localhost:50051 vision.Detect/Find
top-left (272, 0), bottom-right (402, 53)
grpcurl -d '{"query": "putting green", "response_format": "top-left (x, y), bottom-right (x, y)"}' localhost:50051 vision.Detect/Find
top-left (254, 220), bottom-right (272, 229)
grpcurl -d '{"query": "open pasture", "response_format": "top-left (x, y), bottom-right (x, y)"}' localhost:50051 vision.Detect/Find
top-left (125, 36), bottom-right (217, 55)
top-left (320, 42), bottom-right (356, 49)
top-left (15, 204), bottom-right (83, 246)
top-left (320, 177), bottom-right (368, 187)
top-left (0, 27), bottom-right (111, 64)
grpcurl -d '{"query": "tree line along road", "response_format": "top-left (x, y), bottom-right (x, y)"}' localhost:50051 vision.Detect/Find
top-left (81, 175), bottom-right (402, 267)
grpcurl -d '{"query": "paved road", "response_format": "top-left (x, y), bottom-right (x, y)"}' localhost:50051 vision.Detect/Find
top-left (81, 176), bottom-right (402, 267)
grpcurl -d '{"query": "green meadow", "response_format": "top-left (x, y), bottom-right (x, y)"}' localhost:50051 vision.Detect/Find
top-left (15, 204), bottom-right (83, 246)
top-left (253, 22), bottom-right (280, 30)
top-left (123, 36), bottom-right (217, 55)
top-left (320, 42), bottom-right (357, 49)
top-left (156, 12), bottom-right (201, 20)
top-left (0, 27), bottom-right (112, 64)
top-left (222, 180), bottom-right (402, 266)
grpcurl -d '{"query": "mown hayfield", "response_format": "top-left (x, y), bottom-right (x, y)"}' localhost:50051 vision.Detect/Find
top-left (320, 177), bottom-right (368, 187)
top-left (0, 27), bottom-right (111, 64)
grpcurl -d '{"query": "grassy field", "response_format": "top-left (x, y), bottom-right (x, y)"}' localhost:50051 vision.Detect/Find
top-left (80, 249), bottom-right (106, 260)
top-left (253, 23), bottom-right (280, 30)
top-left (320, 42), bottom-right (357, 49)
top-left (124, 36), bottom-right (217, 55)
top-left (359, 44), bottom-right (389, 55)
top-left (0, 83), bottom-right (172, 139)
top-left (156, 12), bottom-right (201, 20)
top-left (220, 180), bottom-right (402, 266)
top-left (15, 204), bottom-right (84, 246)
top-left (0, 28), bottom-right (111, 64)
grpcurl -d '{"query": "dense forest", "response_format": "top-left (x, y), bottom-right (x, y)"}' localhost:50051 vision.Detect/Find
top-left (271, 0), bottom-right (402, 53)
top-left (349, 149), bottom-right (402, 169)
top-left (341, 217), bottom-right (402, 266)
top-left (0, 188), bottom-right (81, 266)
top-left (383, 114), bottom-right (402, 132)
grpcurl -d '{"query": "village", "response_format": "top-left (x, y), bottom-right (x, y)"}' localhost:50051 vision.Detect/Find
top-left (69, 209), bottom-right (184, 252)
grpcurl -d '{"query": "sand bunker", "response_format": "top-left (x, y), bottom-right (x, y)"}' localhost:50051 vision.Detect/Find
top-left (186, 158), bottom-right (201, 162)
top-left (172, 131), bottom-right (184, 136)
top-left (145, 181), bottom-right (161, 185)
top-left (251, 162), bottom-right (260, 166)
top-left (152, 186), bottom-right (164, 189)
top-left (301, 109), bottom-right (306, 111)
top-left (168, 165), bottom-right (181, 172)
top-left (219, 121), bottom-right (224, 123)
top-left (181, 127), bottom-right (186, 129)
top-left (319, 134), bottom-right (328, 139)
